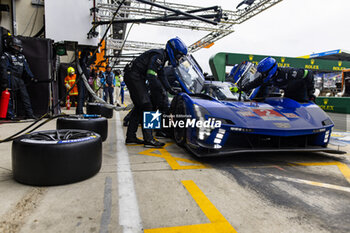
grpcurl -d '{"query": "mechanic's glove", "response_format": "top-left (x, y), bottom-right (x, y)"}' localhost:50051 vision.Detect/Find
top-left (65, 84), bottom-right (71, 89)
top-left (230, 86), bottom-right (239, 93)
top-left (168, 88), bottom-right (180, 95)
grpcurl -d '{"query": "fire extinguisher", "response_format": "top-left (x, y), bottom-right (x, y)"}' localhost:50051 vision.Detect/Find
top-left (66, 95), bottom-right (71, 110)
top-left (0, 89), bottom-right (10, 118)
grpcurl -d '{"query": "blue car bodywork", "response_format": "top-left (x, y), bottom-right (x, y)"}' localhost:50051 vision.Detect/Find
top-left (170, 56), bottom-right (335, 157)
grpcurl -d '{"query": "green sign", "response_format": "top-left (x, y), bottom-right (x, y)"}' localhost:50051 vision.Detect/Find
top-left (315, 97), bottom-right (350, 114)
top-left (209, 52), bottom-right (350, 81)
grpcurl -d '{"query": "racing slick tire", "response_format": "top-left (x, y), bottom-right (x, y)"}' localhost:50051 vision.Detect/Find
top-left (86, 102), bottom-right (113, 119)
top-left (57, 115), bottom-right (108, 141)
top-left (12, 129), bottom-right (102, 186)
top-left (172, 97), bottom-right (187, 147)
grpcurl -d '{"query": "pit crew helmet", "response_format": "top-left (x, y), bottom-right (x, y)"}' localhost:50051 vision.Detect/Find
top-left (166, 37), bottom-right (188, 67)
top-left (257, 57), bottom-right (278, 83)
top-left (67, 67), bottom-right (75, 75)
top-left (8, 36), bottom-right (23, 53)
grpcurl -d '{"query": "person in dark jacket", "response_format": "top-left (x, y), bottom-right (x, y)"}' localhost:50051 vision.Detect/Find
top-left (0, 36), bottom-right (36, 119)
top-left (101, 65), bottom-right (115, 105)
top-left (124, 37), bottom-right (187, 148)
top-left (241, 57), bottom-right (315, 102)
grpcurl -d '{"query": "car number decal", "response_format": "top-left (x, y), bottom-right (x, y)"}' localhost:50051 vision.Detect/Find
top-left (252, 109), bottom-right (289, 121)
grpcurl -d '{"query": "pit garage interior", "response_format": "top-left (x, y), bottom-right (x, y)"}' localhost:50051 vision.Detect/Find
top-left (0, 1), bottom-right (350, 233)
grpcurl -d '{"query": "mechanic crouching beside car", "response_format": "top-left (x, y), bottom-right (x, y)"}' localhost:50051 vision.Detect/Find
top-left (123, 37), bottom-right (187, 148)
top-left (241, 57), bottom-right (315, 102)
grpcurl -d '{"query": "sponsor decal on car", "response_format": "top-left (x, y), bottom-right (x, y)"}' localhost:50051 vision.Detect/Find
top-left (283, 113), bottom-right (299, 118)
top-left (238, 111), bottom-right (257, 117)
top-left (252, 109), bottom-right (289, 121)
top-left (273, 122), bottom-right (291, 128)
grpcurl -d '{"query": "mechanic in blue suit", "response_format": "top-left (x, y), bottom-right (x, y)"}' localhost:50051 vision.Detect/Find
top-left (123, 37), bottom-right (187, 147)
top-left (241, 57), bottom-right (315, 102)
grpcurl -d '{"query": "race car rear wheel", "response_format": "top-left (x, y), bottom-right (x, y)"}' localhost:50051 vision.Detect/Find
top-left (12, 129), bottom-right (102, 186)
top-left (173, 97), bottom-right (187, 146)
top-left (57, 115), bottom-right (108, 141)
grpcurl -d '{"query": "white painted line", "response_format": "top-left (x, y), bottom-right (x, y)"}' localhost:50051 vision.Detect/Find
top-left (100, 176), bottom-right (112, 233)
top-left (268, 174), bottom-right (350, 193)
top-left (115, 112), bottom-right (143, 233)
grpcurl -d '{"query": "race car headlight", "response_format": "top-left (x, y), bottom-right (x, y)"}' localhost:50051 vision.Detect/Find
top-left (213, 128), bottom-right (226, 145)
top-left (198, 127), bottom-right (212, 141)
top-left (194, 105), bottom-right (212, 141)
top-left (324, 130), bottom-right (330, 143)
top-left (193, 104), bottom-right (209, 120)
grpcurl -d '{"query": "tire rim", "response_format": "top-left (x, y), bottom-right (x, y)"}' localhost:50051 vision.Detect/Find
top-left (64, 115), bottom-right (101, 119)
top-left (20, 130), bottom-right (97, 144)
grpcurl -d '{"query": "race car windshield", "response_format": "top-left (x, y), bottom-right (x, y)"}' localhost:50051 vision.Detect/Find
top-left (203, 82), bottom-right (247, 101)
top-left (175, 56), bottom-right (205, 94)
top-left (236, 62), bottom-right (258, 88)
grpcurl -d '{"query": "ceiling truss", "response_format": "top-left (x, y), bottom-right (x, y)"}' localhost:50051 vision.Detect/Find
top-left (96, 0), bottom-right (283, 64)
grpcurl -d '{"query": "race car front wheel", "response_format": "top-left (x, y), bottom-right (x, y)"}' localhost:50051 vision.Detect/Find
top-left (12, 129), bottom-right (102, 186)
top-left (173, 98), bottom-right (187, 146)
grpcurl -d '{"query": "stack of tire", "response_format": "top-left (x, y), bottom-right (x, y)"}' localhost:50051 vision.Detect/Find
top-left (57, 115), bottom-right (108, 141)
top-left (86, 102), bottom-right (113, 119)
top-left (12, 115), bottom-right (108, 186)
top-left (12, 129), bottom-right (102, 186)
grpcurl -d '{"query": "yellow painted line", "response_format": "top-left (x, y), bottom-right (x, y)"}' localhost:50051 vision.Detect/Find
top-left (182, 181), bottom-right (230, 224)
top-left (145, 181), bottom-right (237, 233)
top-left (291, 162), bottom-right (350, 184)
top-left (331, 133), bottom-right (344, 137)
top-left (268, 174), bottom-right (350, 193)
top-left (145, 222), bottom-right (235, 233)
top-left (126, 144), bottom-right (144, 147)
top-left (139, 143), bottom-right (209, 170)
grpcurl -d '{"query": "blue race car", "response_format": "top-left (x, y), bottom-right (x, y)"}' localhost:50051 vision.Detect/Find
top-left (168, 56), bottom-right (338, 157)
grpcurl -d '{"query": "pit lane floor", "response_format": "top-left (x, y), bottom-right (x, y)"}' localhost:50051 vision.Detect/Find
top-left (0, 108), bottom-right (349, 233)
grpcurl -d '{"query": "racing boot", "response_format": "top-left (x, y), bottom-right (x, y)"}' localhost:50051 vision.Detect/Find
top-left (125, 137), bottom-right (144, 144)
top-left (144, 139), bottom-right (165, 148)
top-left (155, 130), bottom-right (168, 138)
